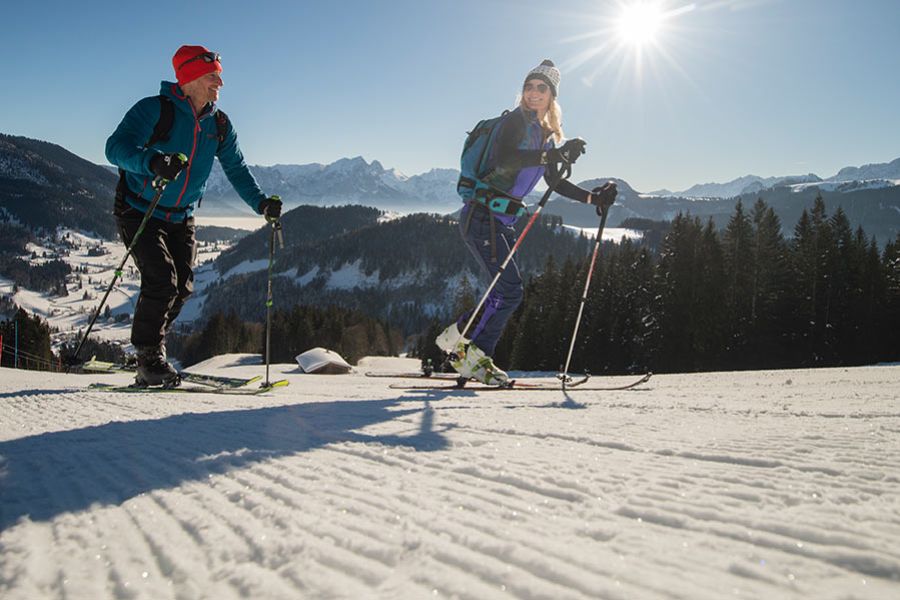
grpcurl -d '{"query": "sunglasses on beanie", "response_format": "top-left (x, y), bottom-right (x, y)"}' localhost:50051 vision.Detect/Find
top-left (178, 52), bottom-right (221, 70)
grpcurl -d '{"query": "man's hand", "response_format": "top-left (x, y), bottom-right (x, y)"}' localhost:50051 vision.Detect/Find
top-left (149, 153), bottom-right (189, 181)
top-left (258, 195), bottom-right (283, 222)
top-left (589, 181), bottom-right (617, 210)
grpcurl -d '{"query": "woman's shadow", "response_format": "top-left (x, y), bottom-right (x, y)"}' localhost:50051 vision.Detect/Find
top-left (0, 397), bottom-right (448, 531)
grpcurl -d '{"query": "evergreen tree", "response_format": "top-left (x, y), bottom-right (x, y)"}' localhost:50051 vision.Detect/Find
top-left (721, 200), bottom-right (755, 365)
top-left (790, 195), bottom-right (834, 365)
top-left (825, 207), bottom-right (856, 363)
top-left (694, 219), bottom-right (728, 369)
top-left (0, 308), bottom-right (55, 370)
top-left (851, 233), bottom-right (886, 364)
top-left (748, 200), bottom-right (790, 367)
top-left (882, 234), bottom-right (900, 362)
top-left (650, 214), bottom-right (707, 372)
top-left (453, 274), bottom-right (476, 317)
top-left (510, 255), bottom-right (561, 370)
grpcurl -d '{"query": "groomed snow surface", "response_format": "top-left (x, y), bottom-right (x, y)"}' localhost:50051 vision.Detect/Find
top-left (1, 357), bottom-right (899, 599)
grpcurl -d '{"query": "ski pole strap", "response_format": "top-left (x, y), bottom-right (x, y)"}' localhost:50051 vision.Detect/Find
top-left (462, 201), bottom-right (476, 236)
top-left (489, 212), bottom-right (497, 263)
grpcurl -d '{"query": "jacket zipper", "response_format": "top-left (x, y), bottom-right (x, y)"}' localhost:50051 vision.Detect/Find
top-left (166, 96), bottom-right (201, 222)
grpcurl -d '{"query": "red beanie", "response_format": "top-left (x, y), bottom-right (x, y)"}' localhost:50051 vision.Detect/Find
top-left (172, 45), bottom-right (222, 86)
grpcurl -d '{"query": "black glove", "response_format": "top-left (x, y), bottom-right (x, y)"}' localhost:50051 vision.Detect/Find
top-left (258, 195), bottom-right (282, 222)
top-left (149, 152), bottom-right (189, 181)
top-left (590, 181), bottom-right (618, 209)
top-left (544, 138), bottom-right (587, 165)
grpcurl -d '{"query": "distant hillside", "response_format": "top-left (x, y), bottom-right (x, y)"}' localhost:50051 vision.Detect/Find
top-left (201, 209), bottom-right (592, 333)
top-left (215, 204), bottom-right (383, 273)
top-left (0, 134), bottom-right (118, 238)
top-left (546, 180), bottom-right (900, 245)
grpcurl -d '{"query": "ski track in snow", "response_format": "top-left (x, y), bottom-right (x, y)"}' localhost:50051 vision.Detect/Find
top-left (1, 360), bottom-right (899, 599)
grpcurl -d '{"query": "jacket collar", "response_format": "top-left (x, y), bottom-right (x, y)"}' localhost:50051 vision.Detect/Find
top-left (518, 107), bottom-right (541, 124)
top-left (160, 80), bottom-right (216, 118)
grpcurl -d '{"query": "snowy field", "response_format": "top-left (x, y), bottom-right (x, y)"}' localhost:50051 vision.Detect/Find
top-left (0, 229), bottom-right (233, 347)
top-left (194, 216), bottom-right (266, 232)
top-left (562, 225), bottom-right (643, 242)
top-left (1, 357), bottom-right (899, 599)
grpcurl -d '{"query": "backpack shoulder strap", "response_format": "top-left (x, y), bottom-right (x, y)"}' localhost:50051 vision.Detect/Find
top-left (214, 109), bottom-right (230, 148)
top-left (117, 96), bottom-right (173, 205)
top-left (145, 95), bottom-right (175, 149)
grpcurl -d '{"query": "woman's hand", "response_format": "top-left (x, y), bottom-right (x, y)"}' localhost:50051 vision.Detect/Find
top-left (589, 181), bottom-right (618, 209)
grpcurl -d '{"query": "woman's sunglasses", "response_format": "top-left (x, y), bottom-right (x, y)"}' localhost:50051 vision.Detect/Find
top-left (178, 52), bottom-right (221, 70)
top-left (523, 82), bottom-right (550, 94)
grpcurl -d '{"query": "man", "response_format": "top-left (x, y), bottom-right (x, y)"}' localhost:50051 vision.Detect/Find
top-left (106, 45), bottom-right (282, 386)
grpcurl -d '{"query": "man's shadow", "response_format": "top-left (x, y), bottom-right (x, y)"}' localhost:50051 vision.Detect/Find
top-left (0, 397), bottom-right (448, 531)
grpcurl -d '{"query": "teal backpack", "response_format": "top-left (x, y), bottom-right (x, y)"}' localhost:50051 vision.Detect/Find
top-left (456, 110), bottom-right (512, 203)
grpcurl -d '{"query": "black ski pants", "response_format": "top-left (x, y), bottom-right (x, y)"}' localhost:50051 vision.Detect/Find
top-left (115, 201), bottom-right (196, 349)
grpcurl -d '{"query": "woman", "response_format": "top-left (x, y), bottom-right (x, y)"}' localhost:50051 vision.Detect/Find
top-left (437, 59), bottom-right (617, 385)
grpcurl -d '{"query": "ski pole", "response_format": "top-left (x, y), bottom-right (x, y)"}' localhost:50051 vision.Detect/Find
top-left (452, 162), bottom-right (573, 352)
top-left (558, 201), bottom-right (610, 389)
top-left (65, 174), bottom-right (172, 370)
top-left (263, 215), bottom-right (283, 387)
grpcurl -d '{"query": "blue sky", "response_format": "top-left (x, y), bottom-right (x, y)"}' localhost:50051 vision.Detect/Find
top-left (2, 0), bottom-right (898, 192)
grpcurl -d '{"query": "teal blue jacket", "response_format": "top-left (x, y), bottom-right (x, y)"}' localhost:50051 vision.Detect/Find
top-left (106, 81), bottom-right (266, 221)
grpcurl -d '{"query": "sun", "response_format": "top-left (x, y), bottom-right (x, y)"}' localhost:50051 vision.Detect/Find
top-left (559, 1), bottom-right (695, 89)
top-left (616, 1), bottom-right (666, 46)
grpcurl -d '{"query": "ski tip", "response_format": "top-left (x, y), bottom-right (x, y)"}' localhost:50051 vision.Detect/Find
top-left (259, 379), bottom-right (290, 392)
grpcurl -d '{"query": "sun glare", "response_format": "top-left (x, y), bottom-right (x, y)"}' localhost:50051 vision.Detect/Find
top-left (616, 1), bottom-right (665, 46)
top-left (560, 1), bottom-right (695, 89)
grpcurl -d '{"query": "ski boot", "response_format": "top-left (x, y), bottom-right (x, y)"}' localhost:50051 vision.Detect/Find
top-left (134, 345), bottom-right (180, 388)
top-left (435, 322), bottom-right (470, 356)
top-left (451, 344), bottom-right (509, 386)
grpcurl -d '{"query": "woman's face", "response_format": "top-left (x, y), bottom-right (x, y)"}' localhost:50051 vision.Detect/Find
top-left (522, 78), bottom-right (552, 113)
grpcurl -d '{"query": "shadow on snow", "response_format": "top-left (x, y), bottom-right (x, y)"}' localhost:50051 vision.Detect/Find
top-left (0, 396), bottom-right (449, 530)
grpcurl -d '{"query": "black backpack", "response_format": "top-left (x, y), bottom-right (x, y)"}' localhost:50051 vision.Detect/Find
top-left (115, 96), bottom-right (229, 213)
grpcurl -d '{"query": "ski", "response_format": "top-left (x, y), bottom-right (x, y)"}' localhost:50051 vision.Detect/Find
top-left (83, 357), bottom-right (262, 389)
top-left (388, 372), bottom-right (652, 392)
top-left (88, 379), bottom-right (289, 395)
top-left (364, 371), bottom-right (460, 380)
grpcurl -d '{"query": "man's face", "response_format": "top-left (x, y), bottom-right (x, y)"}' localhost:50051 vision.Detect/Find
top-left (183, 71), bottom-right (223, 106)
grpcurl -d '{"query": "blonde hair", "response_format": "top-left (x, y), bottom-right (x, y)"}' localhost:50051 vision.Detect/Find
top-left (518, 96), bottom-right (565, 144)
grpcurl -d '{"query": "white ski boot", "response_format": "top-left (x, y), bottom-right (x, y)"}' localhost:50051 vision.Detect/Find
top-left (451, 344), bottom-right (509, 386)
top-left (436, 322), bottom-right (470, 356)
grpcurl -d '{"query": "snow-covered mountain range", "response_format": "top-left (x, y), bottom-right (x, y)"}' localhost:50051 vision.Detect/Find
top-left (202, 157), bottom-right (460, 215)
top-left (198, 154), bottom-right (900, 219)
top-left (2, 131), bottom-right (899, 243)
top-left (670, 158), bottom-right (900, 199)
